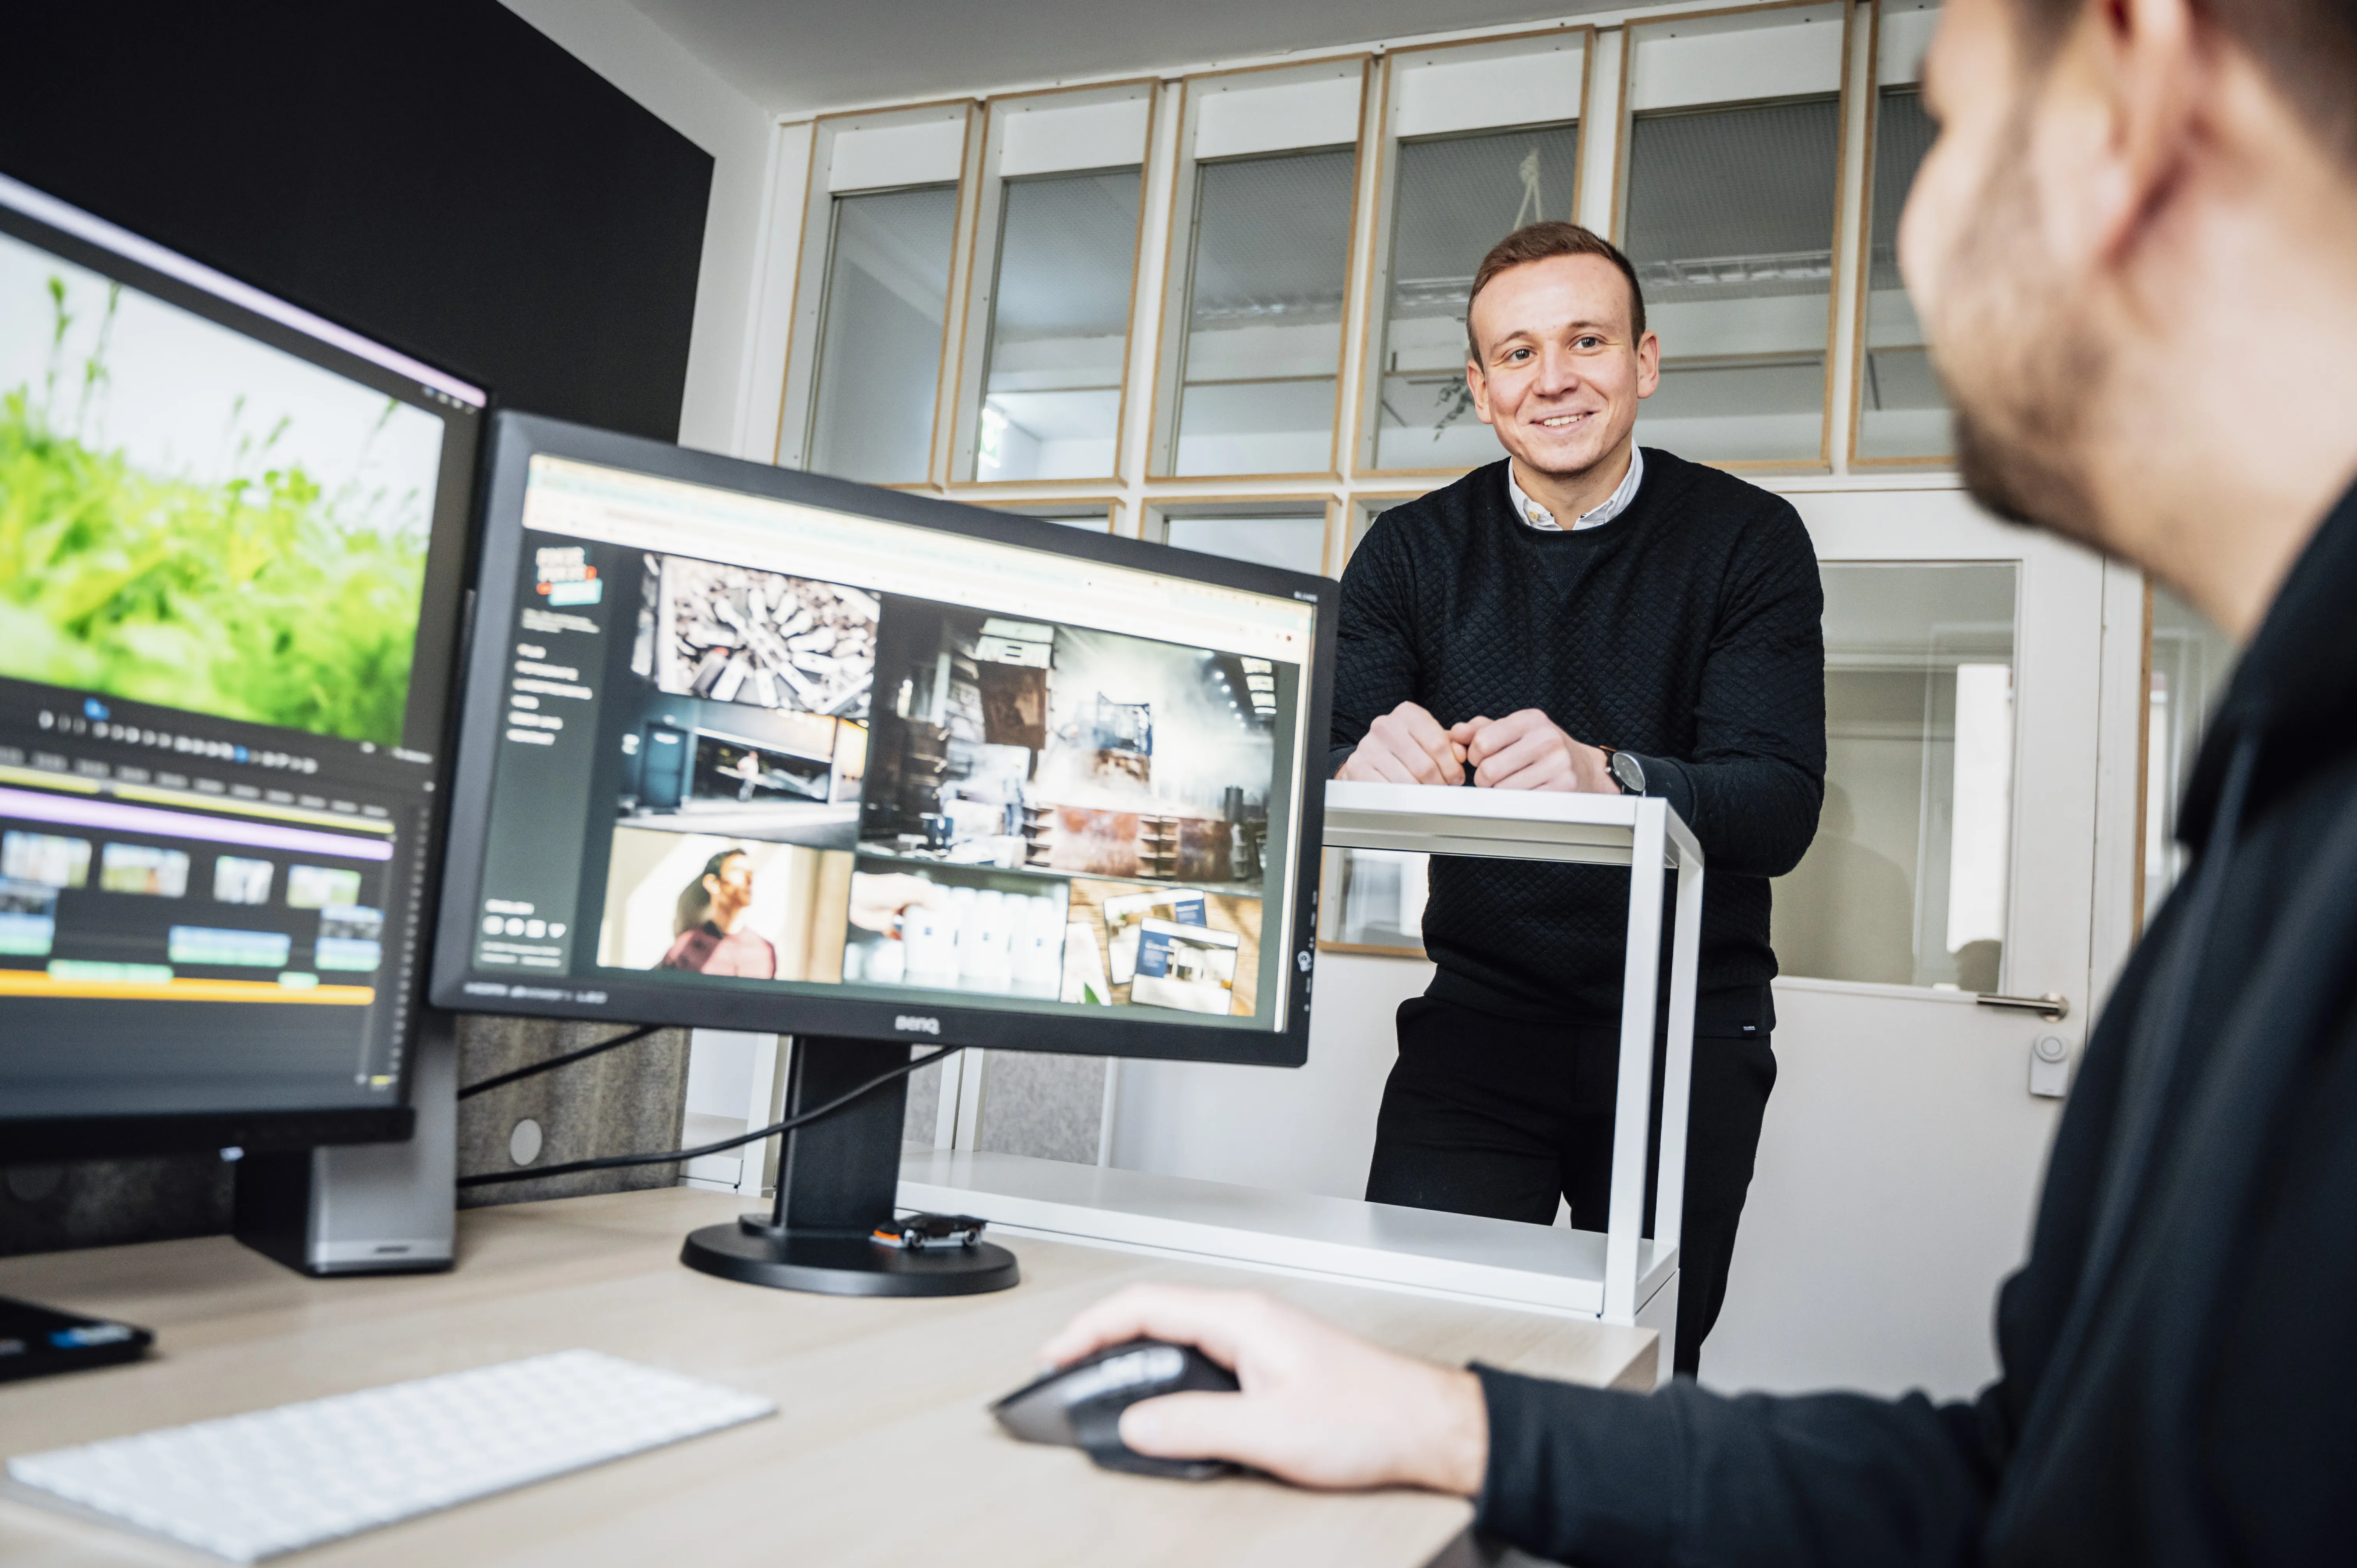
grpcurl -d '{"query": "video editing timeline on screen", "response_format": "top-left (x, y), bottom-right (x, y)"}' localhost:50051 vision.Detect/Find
top-left (0, 682), bottom-right (432, 1095)
top-left (457, 454), bottom-right (1316, 1031)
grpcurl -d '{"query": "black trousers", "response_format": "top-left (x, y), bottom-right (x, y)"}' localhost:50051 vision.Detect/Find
top-left (1364, 996), bottom-right (1776, 1378)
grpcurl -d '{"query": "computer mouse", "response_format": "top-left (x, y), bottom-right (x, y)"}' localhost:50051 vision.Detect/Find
top-left (989, 1337), bottom-right (1241, 1480)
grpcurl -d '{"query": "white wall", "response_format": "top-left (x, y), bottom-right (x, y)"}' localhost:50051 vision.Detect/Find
top-left (500, 0), bottom-right (781, 458)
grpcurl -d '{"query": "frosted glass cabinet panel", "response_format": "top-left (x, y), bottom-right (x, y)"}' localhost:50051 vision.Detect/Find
top-left (1320, 847), bottom-right (1430, 953)
top-left (807, 184), bottom-right (960, 484)
top-left (1622, 97), bottom-right (1841, 463)
top-left (1855, 1), bottom-right (1952, 461)
top-left (1772, 563), bottom-right (2018, 991)
top-left (1170, 151), bottom-right (1359, 476)
top-left (1372, 124), bottom-right (1581, 470)
top-left (1621, 3), bottom-right (1848, 464)
top-left (974, 169), bottom-right (1143, 481)
top-left (1158, 507), bottom-right (1331, 577)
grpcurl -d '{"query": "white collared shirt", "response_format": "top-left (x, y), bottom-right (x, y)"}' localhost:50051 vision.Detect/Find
top-left (1507, 444), bottom-right (1645, 532)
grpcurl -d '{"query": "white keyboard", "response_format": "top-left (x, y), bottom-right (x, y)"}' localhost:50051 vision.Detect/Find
top-left (6, 1349), bottom-right (775, 1562)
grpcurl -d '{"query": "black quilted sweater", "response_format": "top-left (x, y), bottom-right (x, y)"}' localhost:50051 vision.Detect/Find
top-left (1330, 452), bottom-right (1826, 1033)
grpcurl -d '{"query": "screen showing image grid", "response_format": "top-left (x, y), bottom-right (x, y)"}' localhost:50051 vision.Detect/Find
top-left (465, 457), bottom-right (1313, 1028)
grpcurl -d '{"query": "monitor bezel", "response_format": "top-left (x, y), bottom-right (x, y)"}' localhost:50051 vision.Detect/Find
top-left (430, 412), bottom-right (1338, 1070)
top-left (0, 175), bottom-right (486, 1158)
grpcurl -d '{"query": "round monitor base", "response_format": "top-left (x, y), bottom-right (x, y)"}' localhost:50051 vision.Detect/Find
top-left (680, 1224), bottom-right (1019, 1296)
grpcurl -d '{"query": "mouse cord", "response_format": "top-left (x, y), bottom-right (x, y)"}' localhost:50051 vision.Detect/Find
top-left (456, 1023), bottom-right (663, 1100)
top-left (456, 1044), bottom-right (965, 1189)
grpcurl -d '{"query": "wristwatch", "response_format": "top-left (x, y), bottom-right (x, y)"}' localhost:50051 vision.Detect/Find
top-left (1600, 745), bottom-right (1646, 796)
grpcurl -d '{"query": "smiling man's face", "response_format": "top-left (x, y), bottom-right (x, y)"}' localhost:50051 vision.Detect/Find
top-left (1465, 253), bottom-right (1659, 481)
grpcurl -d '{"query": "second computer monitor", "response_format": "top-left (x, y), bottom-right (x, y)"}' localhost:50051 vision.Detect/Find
top-left (432, 414), bottom-right (1335, 1067)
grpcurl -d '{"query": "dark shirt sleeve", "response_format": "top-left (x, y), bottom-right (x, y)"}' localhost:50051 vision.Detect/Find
top-left (1622, 502), bottom-right (1825, 878)
top-left (1327, 517), bottom-right (1424, 779)
top-left (1471, 1367), bottom-right (2006, 1567)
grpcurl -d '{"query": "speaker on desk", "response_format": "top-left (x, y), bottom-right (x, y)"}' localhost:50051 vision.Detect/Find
top-left (233, 1013), bottom-right (458, 1276)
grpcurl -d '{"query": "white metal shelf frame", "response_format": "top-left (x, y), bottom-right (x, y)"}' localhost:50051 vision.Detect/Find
top-left (897, 781), bottom-right (1702, 1332)
top-left (1322, 780), bottom-right (1704, 1323)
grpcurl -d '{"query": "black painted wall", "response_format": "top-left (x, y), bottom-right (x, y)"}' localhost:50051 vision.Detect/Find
top-left (0, 1), bottom-right (713, 440)
top-left (0, 3), bottom-right (714, 1254)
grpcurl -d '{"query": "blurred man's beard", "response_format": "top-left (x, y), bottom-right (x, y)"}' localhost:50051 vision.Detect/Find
top-left (1933, 120), bottom-right (2110, 552)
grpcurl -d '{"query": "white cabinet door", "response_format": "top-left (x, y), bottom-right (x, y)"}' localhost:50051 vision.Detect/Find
top-left (1702, 487), bottom-right (2131, 1400)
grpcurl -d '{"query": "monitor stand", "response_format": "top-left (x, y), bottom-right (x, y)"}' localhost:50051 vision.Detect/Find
top-left (680, 1036), bottom-right (1019, 1296)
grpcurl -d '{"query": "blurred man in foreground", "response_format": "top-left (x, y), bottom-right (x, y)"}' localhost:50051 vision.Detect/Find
top-left (1044, 0), bottom-right (2357, 1554)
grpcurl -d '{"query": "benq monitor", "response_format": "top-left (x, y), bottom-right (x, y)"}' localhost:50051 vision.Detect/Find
top-left (430, 413), bottom-right (1336, 1070)
top-left (0, 174), bottom-right (482, 1158)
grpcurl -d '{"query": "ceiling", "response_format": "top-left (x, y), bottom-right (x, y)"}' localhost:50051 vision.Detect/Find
top-left (629, 0), bottom-right (1602, 115)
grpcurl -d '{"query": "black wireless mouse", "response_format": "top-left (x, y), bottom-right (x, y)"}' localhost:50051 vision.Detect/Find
top-left (989, 1337), bottom-right (1241, 1480)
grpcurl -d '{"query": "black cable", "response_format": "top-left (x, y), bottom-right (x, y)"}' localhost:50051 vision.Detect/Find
top-left (457, 1044), bottom-right (963, 1189)
top-left (458, 1024), bottom-right (662, 1100)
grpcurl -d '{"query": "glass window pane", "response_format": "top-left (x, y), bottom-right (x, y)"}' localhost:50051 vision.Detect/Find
top-left (1772, 564), bottom-right (2017, 990)
top-left (1373, 124), bottom-right (1580, 470)
top-left (1174, 150), bottom-right (1357, 476)
top-left (1624, 96), bottom-right (1841, 462)
top-left (1856, 87), bottom-right (1952, 459)
top-left (809, 185), bottom-right (958, 484)
top-left (978, 169), bottom-right (1141, 481)
top-left (2144, 588), bottom-right (2239, 922)
top-left (1163, 513), bottom-right (1327, 576)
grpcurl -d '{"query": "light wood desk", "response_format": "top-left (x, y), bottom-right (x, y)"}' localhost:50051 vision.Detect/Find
top-left (0, 1187), bottom-right (1655, 1568)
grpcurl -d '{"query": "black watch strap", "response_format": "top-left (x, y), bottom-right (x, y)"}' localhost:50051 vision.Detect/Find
top-left (1602, 746), bottom-right (1645, 796)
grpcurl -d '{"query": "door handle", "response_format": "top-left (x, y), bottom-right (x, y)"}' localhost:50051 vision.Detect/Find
top-left (1976, 991), bottom-right (2070, 1021)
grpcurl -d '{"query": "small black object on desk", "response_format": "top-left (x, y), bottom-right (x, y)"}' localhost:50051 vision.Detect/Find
top-left (991, 1337), bottom-right (1242, 1480)
top-left (0, 1296), bottom-right (152, 1384)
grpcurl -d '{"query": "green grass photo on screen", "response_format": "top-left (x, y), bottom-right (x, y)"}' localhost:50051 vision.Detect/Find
top-left (0, 235), bottom-right (445, 749)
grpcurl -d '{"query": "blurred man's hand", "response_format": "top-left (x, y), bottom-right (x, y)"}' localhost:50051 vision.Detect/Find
top-left (1336, 701), bottom-right (1467, 786)
top-left (1038, 1285), bottom-right (1488, 1494)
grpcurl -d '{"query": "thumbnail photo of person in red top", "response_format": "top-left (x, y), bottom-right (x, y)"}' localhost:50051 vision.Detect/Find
top-left (657, 847), bottom-right (777, 978)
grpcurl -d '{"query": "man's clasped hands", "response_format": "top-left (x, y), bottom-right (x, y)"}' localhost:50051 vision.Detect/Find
top-left (1334, 702), bottom-right (1617, 795)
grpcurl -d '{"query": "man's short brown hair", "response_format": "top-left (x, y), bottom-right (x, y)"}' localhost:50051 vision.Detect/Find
top-left (1465, 222), bottom-right (1648, 362)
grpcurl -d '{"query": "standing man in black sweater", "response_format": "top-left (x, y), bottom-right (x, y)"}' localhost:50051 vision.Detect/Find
top-left (1333, 222), bottom-right (1825, 1377)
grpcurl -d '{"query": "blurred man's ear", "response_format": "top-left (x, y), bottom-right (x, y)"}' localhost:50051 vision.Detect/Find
top-left (2082, 0), bottom-right (2207, 266)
